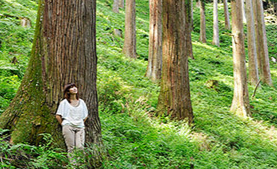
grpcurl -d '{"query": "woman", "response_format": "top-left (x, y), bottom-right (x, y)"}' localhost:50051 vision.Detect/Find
top-left (56, 83), bottom-right (88, 156)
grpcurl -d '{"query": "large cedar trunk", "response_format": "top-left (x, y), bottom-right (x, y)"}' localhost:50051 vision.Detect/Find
top-left (212, 0), bottom-right (220, 47)
top-left (246, 0), bottom-right (259, 85)
top-left (230, 0), bottom-right (250, 117)
top-left (223, 0), bottom-right (230, 29)
top-left (253, 0), bottom-right (273, 86)
top-left (199, 1), bottom-right (207, 43)
top-left (123, 0), bottom-right (136, 58)
top-left (0, 0), bottom-right (101, 147)
top-left (157, 0), bottom-right (193, 124)
top-left (146, 0), bottom-right (162, 82)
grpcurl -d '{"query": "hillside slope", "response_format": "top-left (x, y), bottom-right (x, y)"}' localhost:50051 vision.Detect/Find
top-left (1, 0), bottom-right (277, 168)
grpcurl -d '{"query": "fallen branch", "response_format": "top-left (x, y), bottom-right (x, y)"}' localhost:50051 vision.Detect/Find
top-left (252, 79), bottom-right (261, 99)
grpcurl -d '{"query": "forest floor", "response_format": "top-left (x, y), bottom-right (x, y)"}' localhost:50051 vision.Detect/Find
top-left (1, 0), bottom-right (277, 168)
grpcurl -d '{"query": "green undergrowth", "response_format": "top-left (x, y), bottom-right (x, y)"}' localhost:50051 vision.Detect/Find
top-left (1, 0), bottom-right (277, 168)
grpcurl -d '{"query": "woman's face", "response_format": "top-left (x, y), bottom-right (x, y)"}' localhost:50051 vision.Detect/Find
top-left (69, 86), bottom-right (78, 94)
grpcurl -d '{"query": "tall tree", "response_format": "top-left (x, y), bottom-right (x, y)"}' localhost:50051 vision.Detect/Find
top-left (119, 0), bottom-right (124, 8)
top-left (123, 0), bottom-right (136, 58)
top-left (157, 0), bottom-right (193, 124)
top-left (113, 0), bottom-right (120, 13)
top-left (146, 0), bottom-right (162, 82)
top-left (253, 0), bottom-right (273, 86)
top-left (230, 0), bottom-right (250, 117)
top-left (242, 0), bottom-right (247, 23)
top-left (223, 0), bottom-right (230, 29)
top-left (246, 0), bottom-right (259, 85)
top-left (212, 0), bottom-right (220, 47)
top-left (186, 0), bottom-right (195, 59)
top-left (0, 0), bottom-right (101, 148)
top-left (199, 0), bottom-right (207, 43)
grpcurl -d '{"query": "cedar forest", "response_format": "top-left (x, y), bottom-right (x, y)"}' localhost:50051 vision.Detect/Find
top-left (1, 0), bottom-right (277, 168)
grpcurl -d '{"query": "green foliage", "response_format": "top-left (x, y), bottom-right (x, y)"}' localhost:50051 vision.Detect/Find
top-left (1, 0), bottom-right (277, 168)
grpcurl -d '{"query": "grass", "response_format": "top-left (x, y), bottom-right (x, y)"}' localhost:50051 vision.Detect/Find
top-left (1, 0), bottom-right (277, 168)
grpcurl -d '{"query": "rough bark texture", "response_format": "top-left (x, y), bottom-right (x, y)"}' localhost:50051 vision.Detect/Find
top-left (186, 0), bottom-right (194, 59)
top-left (200, 1), bottom-right (207, 43)
top-left (212, 0), bottom-right (220, 47)
top-left (146, 0), bottom-right (162, 82)
top-left (246, 0), bottom-right (259, 85)
top-left (223, 0), bottom-right (230, 29)
top-left (0, 0), bottom-right (101, 148)
top-left (230, 0), bottom-right (250, 117)
top-left (157, 0), bottom-right (193, 124)
top-left (253, 0), bottom-right (273, 86)
top-left (113, 0), bottom-right (120, 13)
top-left (123, 0), bottom-right (136, 58)
top-left (191, 0), bottom-right (194, 31)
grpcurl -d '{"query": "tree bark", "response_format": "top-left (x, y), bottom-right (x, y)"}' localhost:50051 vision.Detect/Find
top-left (119, 0), bottom-right (124, 8)
top-left (123, 0), bottom-right (136, 59)
top-left (230, 0), bottom-right (250, 117)
top-left (146, 0), bottom-right (162, 82)
top-left (113, 0), bottom-right (120, 13)
top-left (157, 0), bottom-right (193, 124)
top-left (186, 0), bottom-right (194, 59)
top-left (245, 0), bottom-right (259, 85)
top-left (191, 0), bottom-right (194, 31)
top-left (253, 0), bottom-right (273, 86)
top-left (213, 0), bottom-right (220, 47)
top-left (223, 0), bottom-right (230, 29)
top-left (0, 0), bottom-right (101, 148)
top-left (199, 1), bottom-right (207, 43)
top-left (242, 0), bottom-right (247, 23)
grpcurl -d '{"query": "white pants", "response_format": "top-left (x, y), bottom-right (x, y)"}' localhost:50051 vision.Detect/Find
top-left (62, 125), bottom-right (85, 153)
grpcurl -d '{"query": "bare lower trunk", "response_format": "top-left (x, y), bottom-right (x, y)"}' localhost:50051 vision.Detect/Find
top-left (223, 0), bottom-right (230, 29)
top-left (191, 0), bottom-right (194, 31)
top-left (253, 0), bottom-right (272, 86)
top-left (186, 0), bottom-right (194, 59)
top-left (113, 0), bottom-right (120, 13)
top-left (157, 0), bottom-right (193, 124)
top-left (119, 0), bottom-right (124, 8)
top-left (199, 1), bottom-right (206, 43)
top-left (245, 0), bottom-right (259, 85)
top-left (146, 0), bottom-right (162, 82)
top-left (230, 0), bottom-right (250, 117)
top-left (123, 0), bottom-right (136, 58)
top-left (0, 0), bottom-right (101, 149)
top-left (213, 0), bottom-right (220, 47)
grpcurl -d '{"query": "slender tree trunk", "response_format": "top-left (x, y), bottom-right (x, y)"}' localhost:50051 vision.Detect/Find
top-left (223, 0), bottom-right (231, 29)
top-left (0, 0), bottom-right (101, 149)
top-left (146, 0), bottom-right (162, 82)
top-left (157, 0), bottom-right (193, 124)
top-left (213, 0), bottom-right (220, 47)
top-left (123, 0), bottom-right (136, 58)
top-left (253, 0), bottom-right (273, 86)
top-left (199, 1), bottom-right (206, 43)
top-left (230, 0), bottom-right (250, 117)
top-left (113, 0), bottom-right (120, 13)
top-left (242, 0), bottom-right (247, 23)
top-left (119, 0), bottom-right (124, 8)
top-left (191, 0), bottom-right (194, 31)
top-left (246, 0), bottom-right (259, 85)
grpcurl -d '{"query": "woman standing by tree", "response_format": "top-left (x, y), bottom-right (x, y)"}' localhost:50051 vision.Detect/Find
top-left (56, 83), bottom-right (88, 161)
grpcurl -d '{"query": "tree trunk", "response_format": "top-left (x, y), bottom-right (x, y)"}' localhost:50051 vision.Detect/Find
top-left (186, 0), bottom-right (194, 59)
top-left (242, 0), bottom-right (247, 23)
top-left (191, 0), bottom-right (194, 31)
top-left (113, 0), bottom-right (120, 13)
top-left (245, 0), bottom-right (259, 85)
top-left (123, 0), bottom-right (136, 59)
top-left (230, 0), bottom-right (250, 117)
top-left (146, 0), bottom-right (162, 82)
top-left (213, 0), bottom-right (220, 47)
top-left (253, 0), bottom-right (273, 86)
top-left (223, 0), bottom-right (230, 29)
top-left (199, 1), bottom-right (207, 43)
top-left (0, 0), bottom-right (101, 149)
top-left (157, 0), bottom-right (193, 124)
top-left (119, 0), bottom-right (124, 8)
